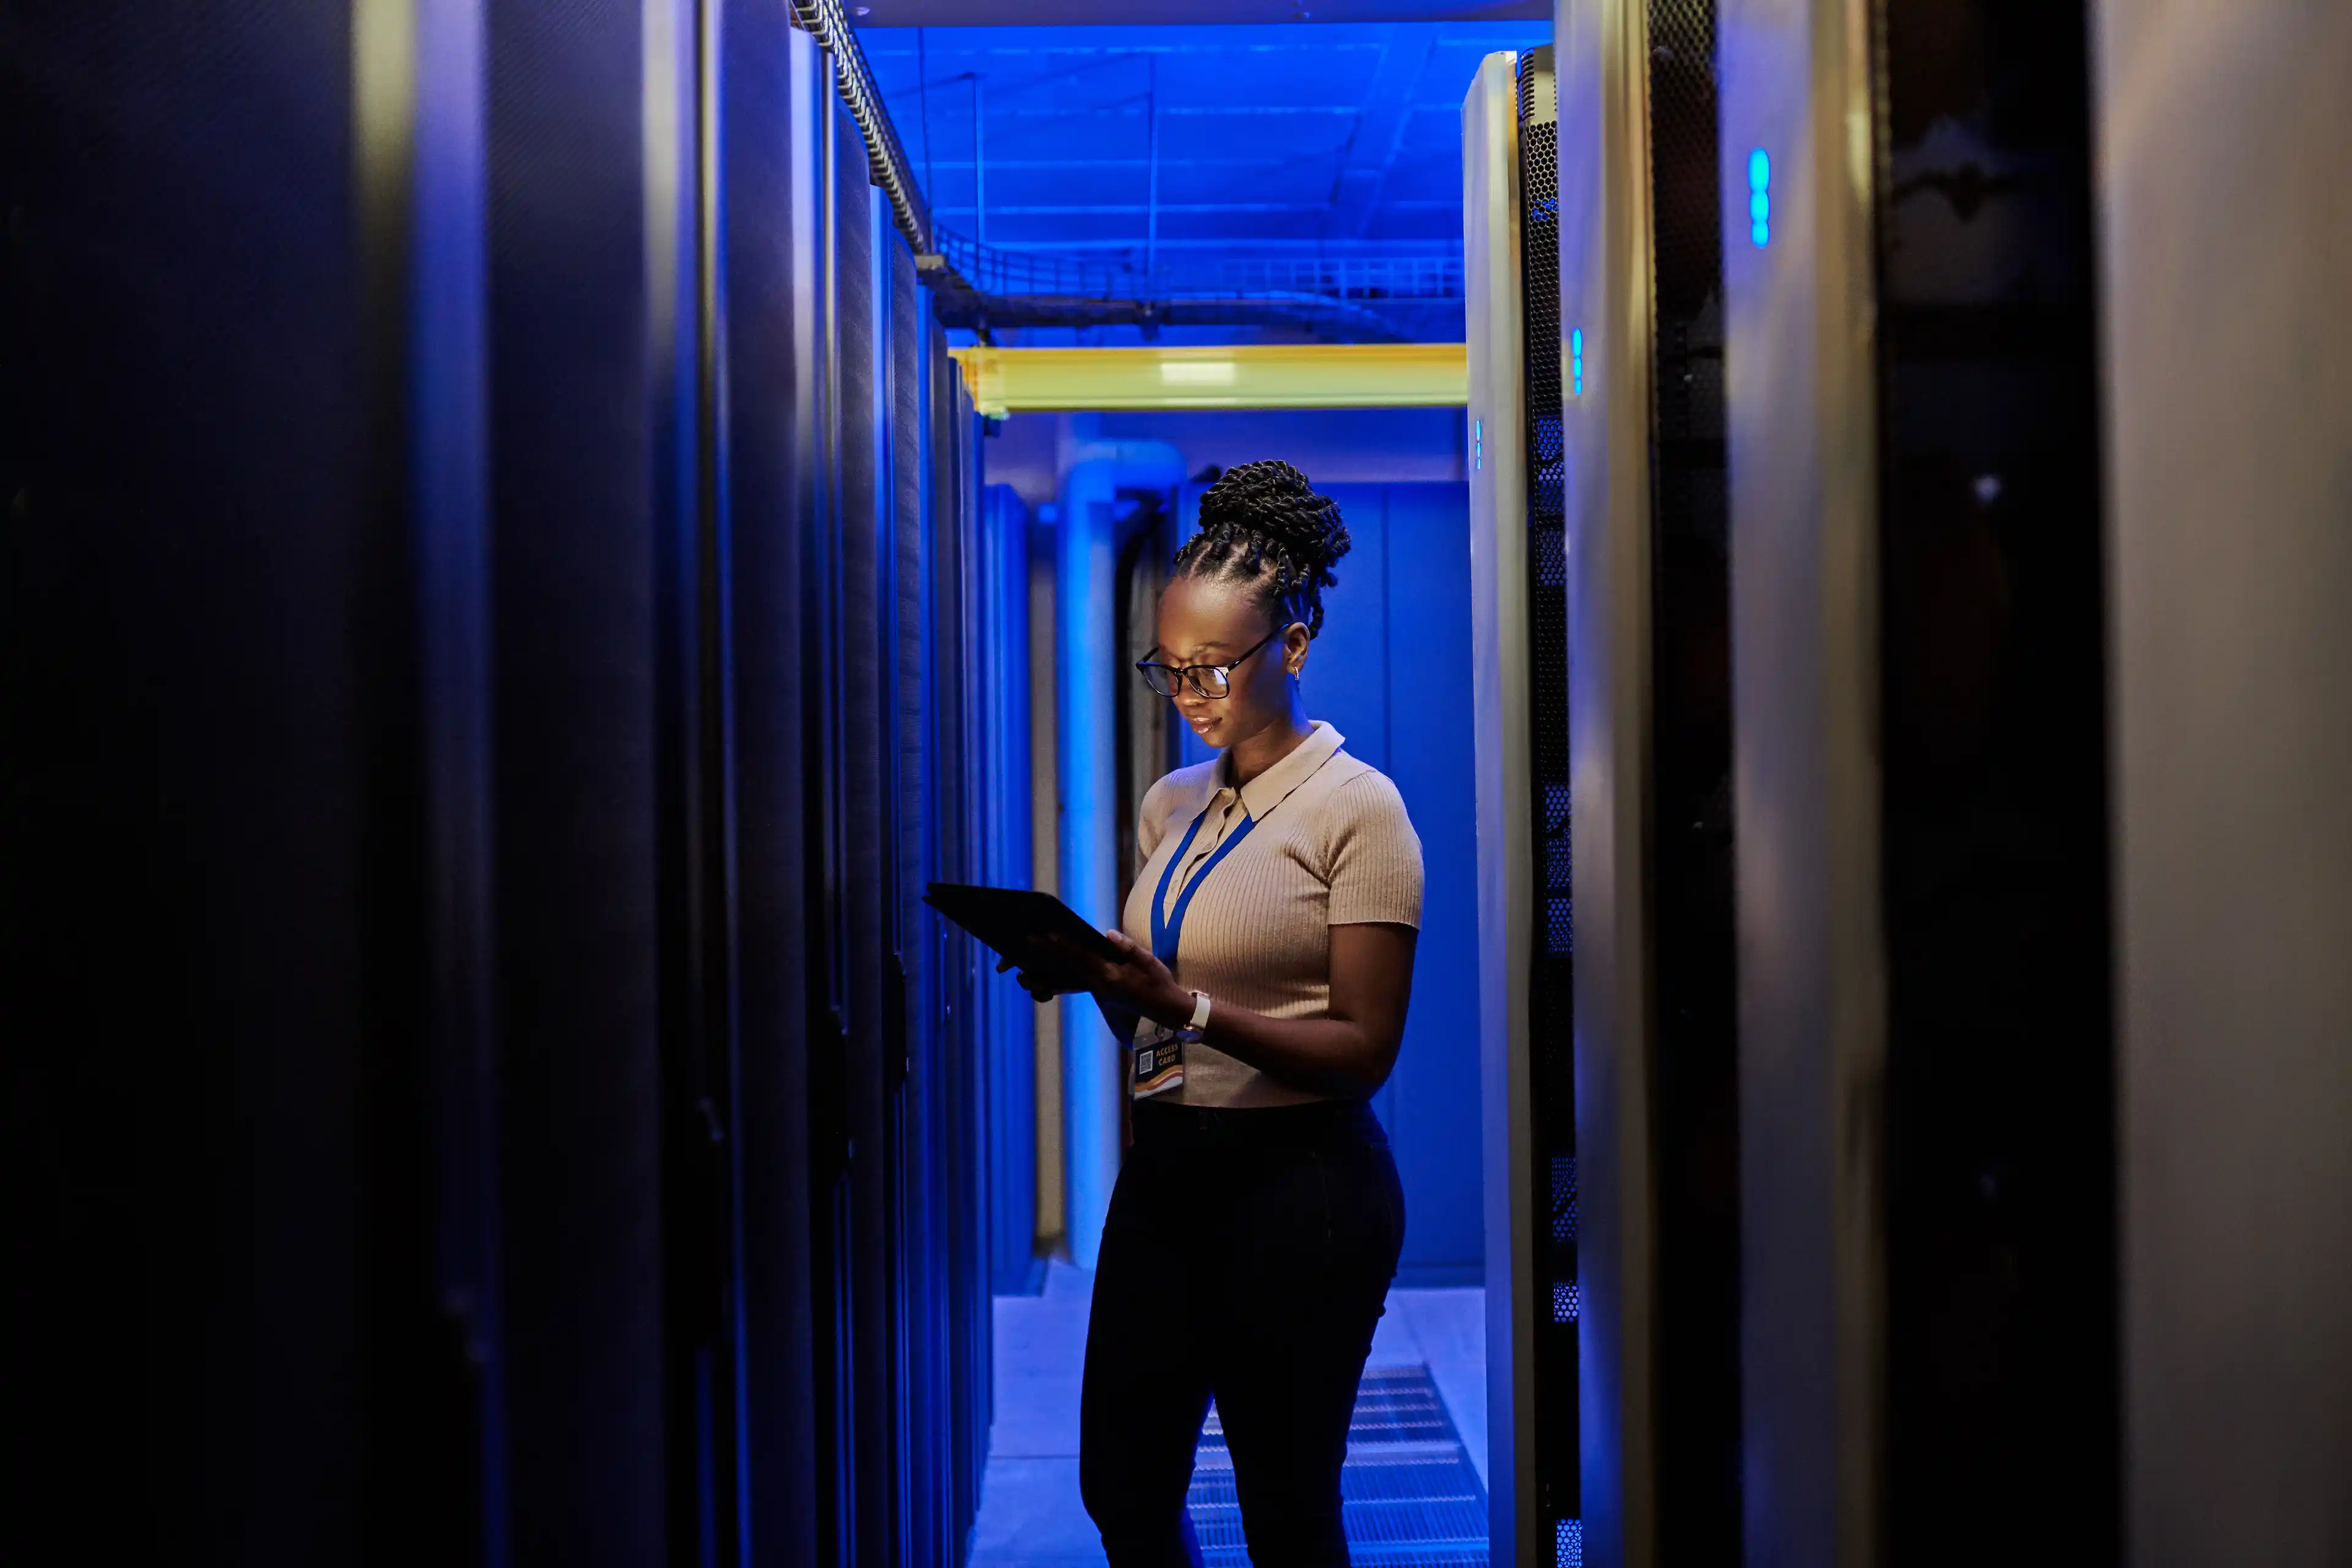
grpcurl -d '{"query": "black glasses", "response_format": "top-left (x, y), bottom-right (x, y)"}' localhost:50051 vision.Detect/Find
top-left (1135, 628), bottom-right (1284, 700)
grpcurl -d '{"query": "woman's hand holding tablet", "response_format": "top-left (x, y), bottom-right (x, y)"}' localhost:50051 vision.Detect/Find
top-left (1014, 929), bottom-right (1191, 1027)
top-left (922, 883), bottom-right (1126, 1000)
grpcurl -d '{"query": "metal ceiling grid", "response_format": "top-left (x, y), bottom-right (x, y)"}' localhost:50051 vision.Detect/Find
top-left (857, 1), bottom-right (1545, 23)
top-left (861, 22), bottom-right (1549, 273)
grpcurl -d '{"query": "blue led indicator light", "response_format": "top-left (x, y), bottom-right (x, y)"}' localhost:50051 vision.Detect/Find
top-left (1748, 146), bottom-right (1772, 247)
top-left (1473, 417), bottom-right (1483, 469)
top-left (1570, 327), bottom-right (1585, 396)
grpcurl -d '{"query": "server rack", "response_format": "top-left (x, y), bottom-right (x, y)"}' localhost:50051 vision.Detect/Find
top-left (807, 77), bottom-right (995, 1568)
top-left (654, 1), bottom-right (741, 1558)
top-left (1547, 2), bottom-right (1752, 1563)
top-left (2099, 4), bottom-right (2352, 1557)
top-left (1623, 2), bottom-right (1743, 1561)
top-left (1513, 50), bottom-right (1584, 1568)
top-left (1465, 45), bottom-right (1575, 1568)
top-left (929, 328), bottom-right (993, 1568)
top-left (2, 7), bottom-right (997, 1565)
top-left (1476, 10), bottom-right (2343, 1565)
top-left (482, 0), bottom-right (680, 1555)
top-left (1719, 0), bottom-right (2116, 1560)
top-left (975, 482), bottom-right (1040, 1298)
top-left (1, 2), bottom-right (471, 1558)
top-left (723, 8), bottom-right (828, 1561)
top-left (1466, 8), bottom-right (1744, 1564)
top-left (1870, 6), bottom-right (2115, 1559)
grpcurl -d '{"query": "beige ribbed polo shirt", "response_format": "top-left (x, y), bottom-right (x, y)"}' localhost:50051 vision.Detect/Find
top-left (1119, 721), bottom-right (1425, 1109)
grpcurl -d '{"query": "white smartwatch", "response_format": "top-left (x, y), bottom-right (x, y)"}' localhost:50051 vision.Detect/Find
top-left (1186, 990), bottom-right (1212, 1035)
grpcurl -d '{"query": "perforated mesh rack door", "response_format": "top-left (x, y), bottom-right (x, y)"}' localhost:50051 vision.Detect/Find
top-left (1515, 44), bottom-right (1581, 1553)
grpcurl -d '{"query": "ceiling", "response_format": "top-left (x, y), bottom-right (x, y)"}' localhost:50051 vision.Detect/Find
top-left (855, 2), bottom-right (1546, 25)
top-left (861, 20), bottom-right (1550, 275)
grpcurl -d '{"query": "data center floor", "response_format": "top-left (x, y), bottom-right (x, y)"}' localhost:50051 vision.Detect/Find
top-left (970, 1261), bottom-right (1488, 1566)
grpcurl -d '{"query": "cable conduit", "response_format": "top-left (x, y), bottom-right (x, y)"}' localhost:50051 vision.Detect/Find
top-left (790, 0), bottom-right (935, 258)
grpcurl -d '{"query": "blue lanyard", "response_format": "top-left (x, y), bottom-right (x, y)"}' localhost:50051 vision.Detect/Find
top-left (1150, 801), bottom-right (1257, 976)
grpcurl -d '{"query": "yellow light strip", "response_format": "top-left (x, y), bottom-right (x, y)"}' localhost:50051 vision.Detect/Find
top-left (948, 342), bottom-right (1469, 418)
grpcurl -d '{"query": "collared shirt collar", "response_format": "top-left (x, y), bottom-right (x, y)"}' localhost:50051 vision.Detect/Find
top-left (1199, 720), bottom-right (1345, 823)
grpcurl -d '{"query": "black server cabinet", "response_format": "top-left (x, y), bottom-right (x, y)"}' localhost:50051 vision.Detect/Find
top-left (1721, 0), bottom-right (2119, 1555)
top-left (1871, 2), bottom-right (2116, 1560)
top-left (653, 2), bottom-right (753, 1561)
top-left (932, 339), bottom-right (992, 1567)
top-left (815, 89), bottom-right (900, 1568)
top-left (886, 227), bottom-right (993, 1568)
top-left (1547, 14), bottom-right (1744, 1551)
top-left (871, 167), bottom-right (992, 1568)
top-left (2, 7), bottom-right (993, 1564)
top-left (1, 3), bottom-right (469, 1559)
top-left (807, 85), bottom-right (993, 1568)
top-left (482, 0), bottom-right (682, 1557)
top-left (1642, 2), bottom-right (1743, 1558)
top-left (803, 95), bottom-right (855, 1568)
top-left (720, 1), bottom-right (826, 1560)
top-left (885, 225), bottom-right (937, 1568)
top-left (1514, 49), bottom-right (1581, 1554)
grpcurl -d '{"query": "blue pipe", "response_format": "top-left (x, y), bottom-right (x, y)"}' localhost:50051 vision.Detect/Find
top-left (1056, 439), bottom-right (1186, 1268)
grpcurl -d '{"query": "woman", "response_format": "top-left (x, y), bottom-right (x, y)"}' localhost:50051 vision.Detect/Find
top-left (1012, 460), bottom-right (1424, 1567)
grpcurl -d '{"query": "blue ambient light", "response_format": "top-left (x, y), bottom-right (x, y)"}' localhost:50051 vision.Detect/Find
top-left (1748, 146), bottom-right (1771, 247)
top-left (1570, 328), bottom-right (1585, 396)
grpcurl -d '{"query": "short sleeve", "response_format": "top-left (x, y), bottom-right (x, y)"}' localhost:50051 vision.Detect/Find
top-left (1325, 771), bottom-right (1425, 928)
top-left (1137, 776), bottom-right (1175, 863)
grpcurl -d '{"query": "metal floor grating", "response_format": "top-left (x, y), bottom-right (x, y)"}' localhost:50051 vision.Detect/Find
top-left (1187, 1365), bottom-right (1489, 1566)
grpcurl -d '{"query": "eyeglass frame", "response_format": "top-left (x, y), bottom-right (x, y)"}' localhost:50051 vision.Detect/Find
top-left (1133, 625), bottom-right (1293, 700)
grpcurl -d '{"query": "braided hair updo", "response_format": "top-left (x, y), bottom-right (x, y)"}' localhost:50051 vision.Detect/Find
top-left (1171, 459), bottom-right (1352, 638)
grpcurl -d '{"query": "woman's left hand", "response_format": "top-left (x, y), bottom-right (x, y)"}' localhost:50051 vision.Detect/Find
top-left (1036, 929), bottom-right (1193, 1028)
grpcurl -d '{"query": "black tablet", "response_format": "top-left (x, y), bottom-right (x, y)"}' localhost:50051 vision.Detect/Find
top-left (923, 882), bottom-right (1123, 989)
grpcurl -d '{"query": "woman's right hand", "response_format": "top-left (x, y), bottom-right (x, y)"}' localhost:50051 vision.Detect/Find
top-left (997, 952), bottom-right (1063, 1005)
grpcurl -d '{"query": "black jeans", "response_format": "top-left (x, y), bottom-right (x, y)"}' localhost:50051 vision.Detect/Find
top-left (1079, 1097), bottom-right (1406, 1567)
